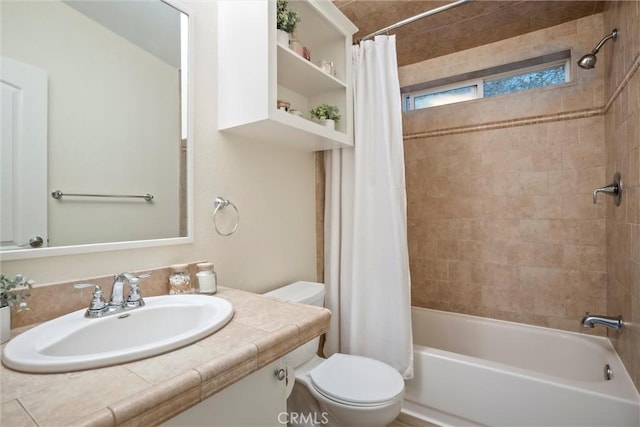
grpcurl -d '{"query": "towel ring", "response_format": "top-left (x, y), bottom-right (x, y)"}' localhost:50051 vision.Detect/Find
top-left (213, 197), bottom-right (239, 236)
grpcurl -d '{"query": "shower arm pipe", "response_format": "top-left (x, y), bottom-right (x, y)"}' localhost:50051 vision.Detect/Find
top-left (361, 0), bottom-right (473, 41)
top-left (590, 29), bottom-right (618, 54)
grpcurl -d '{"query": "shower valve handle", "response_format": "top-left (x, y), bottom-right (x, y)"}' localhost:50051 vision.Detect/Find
top-left (593, 172), bottom-right (622, 206)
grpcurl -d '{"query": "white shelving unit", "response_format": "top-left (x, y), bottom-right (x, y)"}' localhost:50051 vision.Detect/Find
top-left (218, 0), bottom-right (358, 151)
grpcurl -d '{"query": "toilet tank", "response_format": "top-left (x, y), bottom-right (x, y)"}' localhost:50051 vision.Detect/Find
top-left (264, 281), bottom-right (325, 307)
top-left (264, 281), bottom-right (325, 368)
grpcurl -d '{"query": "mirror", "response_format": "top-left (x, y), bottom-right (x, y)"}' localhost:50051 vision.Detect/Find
top-left (1, 0), bottom-right (191, 259)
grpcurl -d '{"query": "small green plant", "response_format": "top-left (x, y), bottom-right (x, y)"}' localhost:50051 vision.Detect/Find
top-left (0, 274), bottom-right (33, 311)
top-left (309, 104), bottom-right (341, 123)
top-left (277, 0), bottom-right (301, 34)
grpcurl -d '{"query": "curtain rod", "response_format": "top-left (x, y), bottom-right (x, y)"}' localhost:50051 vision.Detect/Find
top-left (361, 0), bottom-right (473, 41)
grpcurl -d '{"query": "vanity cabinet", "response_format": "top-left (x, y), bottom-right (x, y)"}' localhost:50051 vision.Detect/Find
top-left (218, 0), bottom-right (358, 151)
top-left (163, 359), bottom-right (288, 426)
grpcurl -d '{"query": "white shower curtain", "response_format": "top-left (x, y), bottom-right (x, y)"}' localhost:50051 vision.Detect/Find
top-left (324, 35), bottom-right (413, 379)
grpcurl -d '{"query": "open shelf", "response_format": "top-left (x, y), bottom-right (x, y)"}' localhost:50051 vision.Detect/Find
top-left (222, 109), bottom-right (349, 151)
top-left (218, 0), bottom-right (357, 151)
top-left (277, 44), bottom-right (346, 97)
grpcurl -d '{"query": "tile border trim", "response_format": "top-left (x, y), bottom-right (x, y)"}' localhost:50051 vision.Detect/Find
top-left (403, 107), bottom-right (603, 140)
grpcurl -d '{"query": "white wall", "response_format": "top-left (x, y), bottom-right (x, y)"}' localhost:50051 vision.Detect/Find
top-left (0, 1), bottom-right (318, 294)
top-left (2, 0), bottom-right (180, 246)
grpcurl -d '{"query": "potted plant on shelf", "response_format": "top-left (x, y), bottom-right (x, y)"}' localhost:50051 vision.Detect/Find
top-left (310, 104), bottom-right (341, 129)
top-left (0, 273), bottom-right (33, 343)
top-left (276, 0), bottom-right (301, 46)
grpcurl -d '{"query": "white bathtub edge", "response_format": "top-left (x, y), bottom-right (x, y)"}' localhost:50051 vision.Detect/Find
top-left (402, 402), bottom-right (485, 427)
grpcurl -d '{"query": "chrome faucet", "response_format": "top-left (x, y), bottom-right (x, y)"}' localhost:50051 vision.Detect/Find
top-left (581, 312), bottom-right (623, 331)
top-left (75, 272), bottom-right (150, 318)
top-left (109, 273), bottom-right (128, 308)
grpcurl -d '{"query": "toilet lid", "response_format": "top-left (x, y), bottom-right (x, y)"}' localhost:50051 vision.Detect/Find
top-left (308, 353), bottom-right (404, 405)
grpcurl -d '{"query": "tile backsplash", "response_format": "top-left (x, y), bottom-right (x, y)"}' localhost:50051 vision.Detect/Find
top-left (11, 263), bottom-right (202, 329)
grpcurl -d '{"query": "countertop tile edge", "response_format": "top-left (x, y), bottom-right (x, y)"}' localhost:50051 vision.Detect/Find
top-left (253, 324), bottom-right (300, 369)
top-left (295, 307), bottom-right (331, 345)
top-left (197, 343), bottom-right (259, 399)
top-left (70, 408), bottom-right (116, 427)
top-left (108, 369), bottom-right (201, 426)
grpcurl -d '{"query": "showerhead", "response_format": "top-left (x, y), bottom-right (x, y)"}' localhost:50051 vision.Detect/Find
top-left (578, 53), bottom-right (598, 69)
top-left (577, 29), bottom-right (618, 69)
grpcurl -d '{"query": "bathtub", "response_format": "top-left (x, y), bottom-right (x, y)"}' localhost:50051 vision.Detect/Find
top-left (403, 307), bottom-right (640, 427)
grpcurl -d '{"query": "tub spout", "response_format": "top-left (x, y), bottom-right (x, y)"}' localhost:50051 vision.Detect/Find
top-left (581, 312), bottom-right (623, 331)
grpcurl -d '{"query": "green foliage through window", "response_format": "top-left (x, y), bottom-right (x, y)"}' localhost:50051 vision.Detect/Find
top-left (483, 65), bottom-right (566, 98)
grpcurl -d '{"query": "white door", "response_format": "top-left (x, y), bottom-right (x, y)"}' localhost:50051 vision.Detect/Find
top-left (1, 56), bottom-right (48, 249)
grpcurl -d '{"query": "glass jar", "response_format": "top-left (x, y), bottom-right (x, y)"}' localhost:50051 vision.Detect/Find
top-left (168, 264), bottom-right (192, 294)
top-left (196, 262), bottom-right (217, 295)
top-left (321, 60), bottom-right (335, 76)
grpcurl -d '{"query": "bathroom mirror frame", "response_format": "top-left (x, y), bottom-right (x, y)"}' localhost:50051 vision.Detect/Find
top-left (1, 0), bottom-right (194, 261)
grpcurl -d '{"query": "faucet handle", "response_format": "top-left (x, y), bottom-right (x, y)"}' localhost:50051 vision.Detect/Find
top-left (125, 274), bottom-right (150, 308)
top-left (123, 271), bottom-right (151, 281)
top-left (74, 284), bottom-right (108, 316)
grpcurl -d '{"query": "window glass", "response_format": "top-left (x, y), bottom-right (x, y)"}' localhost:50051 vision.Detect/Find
top-left (414, 85), bottom-right (477, 109)
top-left (483, 64), bottom-right (566, 98)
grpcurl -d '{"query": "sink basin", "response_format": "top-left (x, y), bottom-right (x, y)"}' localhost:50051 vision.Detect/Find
top-left (2, 294), bottom-right (233, 373)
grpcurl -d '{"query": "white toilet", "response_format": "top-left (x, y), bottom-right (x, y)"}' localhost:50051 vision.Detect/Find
top-left (264, 281), bottom-right (404, 427)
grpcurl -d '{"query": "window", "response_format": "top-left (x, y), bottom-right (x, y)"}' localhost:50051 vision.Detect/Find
top-left (412, 84), bottom-right (478, 109)
top-left (405, 82), bottom-right (480, 111)
top-left (483, 63), bottom-right (567, 98)
top-left (402, 53), bottom-right (571, 111)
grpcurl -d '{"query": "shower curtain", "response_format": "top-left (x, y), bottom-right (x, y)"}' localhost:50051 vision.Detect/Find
top-left (324, 35), bottom-right (413, 379)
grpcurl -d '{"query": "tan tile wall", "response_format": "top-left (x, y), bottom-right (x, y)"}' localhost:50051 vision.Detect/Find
top-left (401, 15), bottom-right (611, 335)
top-left (603, 0), bottom-right (640, 391)
top-left (405, 117), bottom-right (607, 333)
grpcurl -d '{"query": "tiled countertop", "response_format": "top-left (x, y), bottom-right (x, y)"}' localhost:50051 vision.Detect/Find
top-left (0, 287), bottom-right (331, 427)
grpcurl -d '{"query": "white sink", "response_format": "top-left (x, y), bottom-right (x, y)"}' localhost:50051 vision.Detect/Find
top-left (2, 294), bottom-right (233, 373)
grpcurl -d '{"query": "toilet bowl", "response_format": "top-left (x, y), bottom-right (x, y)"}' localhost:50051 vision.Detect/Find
top-left (264, 281), bottom-right (404, 427)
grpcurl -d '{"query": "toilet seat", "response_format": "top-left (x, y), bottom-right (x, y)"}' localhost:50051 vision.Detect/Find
top-left (308, 353), bottom-right (404, 407)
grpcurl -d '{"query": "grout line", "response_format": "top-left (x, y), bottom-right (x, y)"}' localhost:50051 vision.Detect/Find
top-left (16, 398), bottom-right (39, 427)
